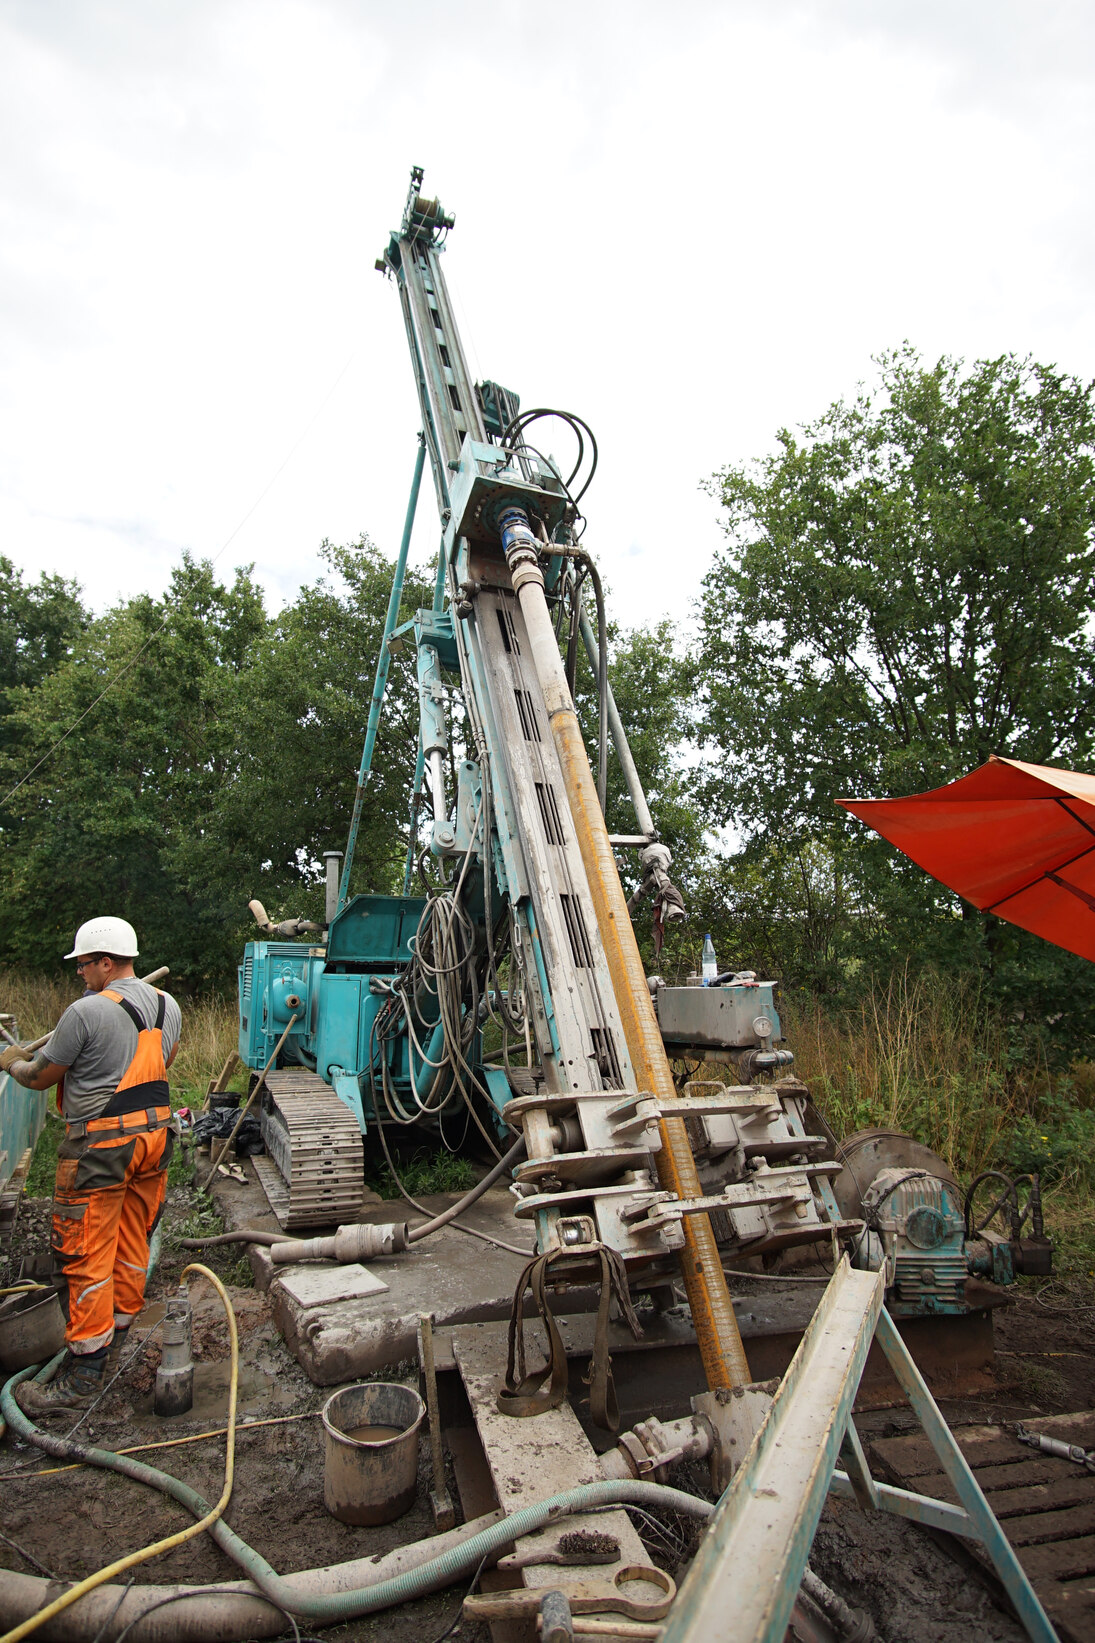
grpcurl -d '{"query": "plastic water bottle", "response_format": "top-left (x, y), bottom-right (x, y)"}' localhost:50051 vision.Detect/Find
top-left (701, 934), bottom-right (718, 986)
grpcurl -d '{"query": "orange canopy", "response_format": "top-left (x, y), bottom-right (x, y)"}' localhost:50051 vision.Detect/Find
top-left (838, 757), bottom-right (1095, 963)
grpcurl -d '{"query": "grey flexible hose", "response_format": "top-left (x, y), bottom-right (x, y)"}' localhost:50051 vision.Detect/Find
top-left (406, 1134), bottom-right (526, 1241)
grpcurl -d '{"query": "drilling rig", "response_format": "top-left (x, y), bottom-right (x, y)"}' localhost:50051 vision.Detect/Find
top-left (237, 168), bottom-right (1048, 1358)
top-left (227, 171), bottom-right (1066, 1643)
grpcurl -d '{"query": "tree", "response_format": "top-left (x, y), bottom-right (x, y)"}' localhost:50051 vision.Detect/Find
top-left (0, 557), bottom-right (87, 753)
top-left (0, 540), bottom-right (433, 985)
top-left (202, 537), bottom-right (431, 927)
top-left (698, 348), bottom-right (1095, 838)
top-left (695, 348), bottom-right (1095, 1043)
top-left (0, 556), bottom-right (268, 983)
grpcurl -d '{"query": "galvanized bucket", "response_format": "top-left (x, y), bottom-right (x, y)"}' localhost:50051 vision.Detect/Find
top-left (0, 1287), bottom-right (65, 1372)
top-left (322, 1381), bottom-right (425, 1526)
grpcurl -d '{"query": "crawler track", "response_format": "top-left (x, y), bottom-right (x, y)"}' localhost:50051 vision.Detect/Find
top-left (259, 1068), bottom-right (364, 1230)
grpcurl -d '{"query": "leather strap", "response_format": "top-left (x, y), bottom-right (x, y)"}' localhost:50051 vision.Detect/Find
top-left (497, 1242), bottom-right (642, 1432)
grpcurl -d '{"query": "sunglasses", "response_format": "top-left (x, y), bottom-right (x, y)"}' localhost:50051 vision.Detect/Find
top-left (74, 958), bottom-right (106, 973)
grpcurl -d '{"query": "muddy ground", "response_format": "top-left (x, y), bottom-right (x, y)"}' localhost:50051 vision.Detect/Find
top-left (2, 1184), bottom-right (1093, 1643)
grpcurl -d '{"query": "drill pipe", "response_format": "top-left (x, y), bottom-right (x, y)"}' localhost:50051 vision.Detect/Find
top-left (499, 509), bottom-right (750, 1389)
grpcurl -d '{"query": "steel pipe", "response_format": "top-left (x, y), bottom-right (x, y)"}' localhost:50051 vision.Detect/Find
top-left (498, 508), bottom-right (750, 1390)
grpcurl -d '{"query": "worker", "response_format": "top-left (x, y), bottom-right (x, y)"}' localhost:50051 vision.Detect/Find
top-left (0, 917), bottom-right (181, 1414)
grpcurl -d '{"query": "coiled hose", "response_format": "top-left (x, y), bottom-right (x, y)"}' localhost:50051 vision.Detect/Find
top-left (0, 1263), bottom-right (238, 1643)
top-left (1, 1350), bottom-right (714, 1637)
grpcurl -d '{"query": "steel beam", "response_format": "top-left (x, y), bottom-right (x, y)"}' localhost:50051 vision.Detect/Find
top-left (874, 1308), bottom-right (1057, 1643)
top-left (660, 1259), bottom-right (884, 1643)
top-left (338, 433), bottom-right (426, 911)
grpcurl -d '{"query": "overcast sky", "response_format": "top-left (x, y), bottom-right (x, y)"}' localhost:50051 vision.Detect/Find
top-left (3, 0), bottom-right (1094, 635)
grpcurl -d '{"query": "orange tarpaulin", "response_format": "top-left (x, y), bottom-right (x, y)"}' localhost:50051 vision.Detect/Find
top-left (838, 756), bottom-right (1095, 964)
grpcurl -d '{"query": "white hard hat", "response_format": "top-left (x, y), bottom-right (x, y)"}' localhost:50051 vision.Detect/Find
top-left (64, 917), bottom-right (140, 960)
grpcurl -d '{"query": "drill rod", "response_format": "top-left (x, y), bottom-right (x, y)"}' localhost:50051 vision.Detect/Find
top-left (500, 511), bottom-right (750, 1390)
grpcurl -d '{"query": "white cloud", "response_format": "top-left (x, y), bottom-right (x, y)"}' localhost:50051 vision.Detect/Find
top-left (1, 0), bottom-right (1094, 638)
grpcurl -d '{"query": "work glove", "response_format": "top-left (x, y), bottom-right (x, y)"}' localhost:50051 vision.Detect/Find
top-left (0, 1044), bottom-right (27, 1073)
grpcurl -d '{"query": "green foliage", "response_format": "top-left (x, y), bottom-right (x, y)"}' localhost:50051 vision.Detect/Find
top-left (0, 540), bottom-right (430, 985)
top-left (0, 554), bottom-right (268, 981)
top-left (699, 347), bottom-right (1095, 834)
top-left (369, 1146), bottom-right (478, 1197)
top-left (0, 557), bottom-right (87, 755)
top-left (397, 1148), bottom-right (478, 1195)
top-left (166, 1190), bottom-right (223, 1249)
top-left (25, 1115), bottom-right (60, 1198)
top-left (1002, 1101), bottom-right (1095, 1188)
top-left (196, 538), bottom-right (431, 925)
top-left (694, 348), bottom-right (1095, 1050)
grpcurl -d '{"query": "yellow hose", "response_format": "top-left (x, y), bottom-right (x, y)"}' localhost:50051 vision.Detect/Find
top-left (0, 1262), bottom-right (238, 1643)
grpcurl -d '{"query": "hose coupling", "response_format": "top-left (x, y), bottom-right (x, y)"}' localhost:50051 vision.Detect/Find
top-left (270, 1222), bottom-right (408, 1265)
top-left (498, 507), bottom-right (542, 587)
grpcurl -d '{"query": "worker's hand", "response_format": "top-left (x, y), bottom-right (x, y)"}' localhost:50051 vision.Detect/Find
top-left (0, 1044), bottom-right (27, 1072)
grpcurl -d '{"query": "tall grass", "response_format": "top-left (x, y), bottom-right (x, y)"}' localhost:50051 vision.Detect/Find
top-left (0, 970), bottom-right (240, 1099)
top-left (780, 966), bottom-right (1039, 1179)
top-left (3, 963), bottom-right (1090, 1195)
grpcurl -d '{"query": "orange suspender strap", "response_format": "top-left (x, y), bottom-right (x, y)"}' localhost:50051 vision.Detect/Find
top-left (101, 988), bottom-right (170, 1110)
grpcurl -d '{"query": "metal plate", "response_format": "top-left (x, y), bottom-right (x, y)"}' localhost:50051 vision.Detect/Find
top-left (831, 1128), bottom-right (958, 1221)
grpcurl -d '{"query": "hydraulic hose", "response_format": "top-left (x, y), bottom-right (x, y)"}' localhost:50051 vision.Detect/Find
top-left (181, 1138), bottom-right (530, 1258)
top-left (406, 1133), bottom-right (526, 1242)
top-left (179, 1229), bottom-right (285, 1249)
top-left (0, 1264), bottom-right (238, 1643)
top-left (0, 1356), bottom-right (713, 1636)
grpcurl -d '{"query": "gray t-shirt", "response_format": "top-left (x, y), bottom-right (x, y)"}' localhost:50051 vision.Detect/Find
top-left (45, 978), bottom-right (182, 1121)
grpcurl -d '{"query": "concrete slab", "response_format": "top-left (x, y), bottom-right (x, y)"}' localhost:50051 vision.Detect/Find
top-left (269, 1189), bottom-right (545, 1384)
top-left (452, 1321), bottom-right (653, 1643)
top-left (276, 1262), bottom-right (388, 1308)
top-left (206, 1166), bottom-right (994, 1406)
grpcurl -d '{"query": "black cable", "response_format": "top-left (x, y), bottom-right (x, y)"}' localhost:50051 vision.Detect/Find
top-left (564, 562), bottom-right (588, 695)
top-left (426, 1550), bottom-right (493, 1643)
top-left (501, 408), bottom-right (599, 503)
top-left (112, 1586), bottom-right (303, 1643)
top-left (569, 549), bottom-right (609, 811)
top-left (963, 1169), bottom-right (1022, 1242)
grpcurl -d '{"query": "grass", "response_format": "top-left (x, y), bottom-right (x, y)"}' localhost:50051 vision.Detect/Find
top-left (0, 969), bottom-right (242, 1100)
top-left (1, 968), bottom-right (240, 1200)
top-left (9, 962), bottom-right (1095, 1275)
top-left (778, 966), bottom-right (1095, 1273)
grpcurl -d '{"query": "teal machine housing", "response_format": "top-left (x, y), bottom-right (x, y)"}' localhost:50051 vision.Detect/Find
top-left (239, 893), bottom-right (485, 1135)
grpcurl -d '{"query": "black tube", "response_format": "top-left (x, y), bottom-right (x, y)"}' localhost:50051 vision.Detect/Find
top-left (963, 1170), bottom-right (1020, 1242)
top-left (406, 1134), bottom-right (526, 1243)
top-left (570, 549), bottom-right (608, 813)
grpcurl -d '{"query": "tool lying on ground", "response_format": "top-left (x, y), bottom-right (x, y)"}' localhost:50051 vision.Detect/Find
top-left (497, 1530), bottom-right (621, 1571)
top-left (1016, 1423), bottom-right (1095, 1472)
top-left (463, 1563), bottom-right (676, 1624)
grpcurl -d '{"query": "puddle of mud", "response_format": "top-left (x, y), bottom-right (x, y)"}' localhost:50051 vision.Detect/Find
top-left (129, 1358), bottom-right (298, 1423)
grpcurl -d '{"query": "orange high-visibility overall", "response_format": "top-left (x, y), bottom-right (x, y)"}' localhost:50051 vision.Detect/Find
top-left (51, 990), bottom-right (175, 1354)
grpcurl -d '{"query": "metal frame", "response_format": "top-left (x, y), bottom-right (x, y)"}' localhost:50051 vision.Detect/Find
top-left (337, 432), bottom-right (426, 912)
top-left (660, 1257), bottom-right (1057, 1643)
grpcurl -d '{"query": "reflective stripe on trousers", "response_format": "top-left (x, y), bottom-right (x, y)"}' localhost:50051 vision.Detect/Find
top-left (51, 1109), bottom-right (173, 1355)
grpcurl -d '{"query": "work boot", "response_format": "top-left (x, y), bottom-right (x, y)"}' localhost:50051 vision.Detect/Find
top-left (15, 1350), bottom-right (106, 1417)
top-left (104, 1326), bottom-right (131, 1376)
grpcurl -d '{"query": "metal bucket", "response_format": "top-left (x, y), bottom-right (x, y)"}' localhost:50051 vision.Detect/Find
top-left (0, 1287), bottom-right (65, 1372)
top-left (322, 1381), bottom-right (425, 1526)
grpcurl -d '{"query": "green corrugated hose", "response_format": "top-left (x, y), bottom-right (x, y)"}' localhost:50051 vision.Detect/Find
top-left (1, 1362), bottom-right (713, 1631)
